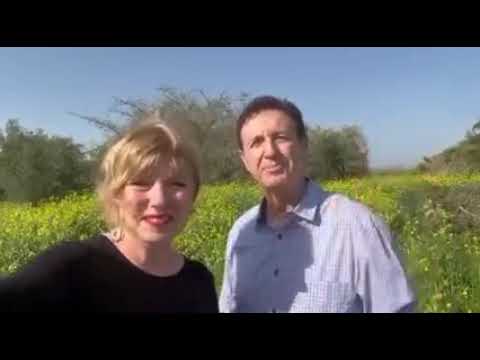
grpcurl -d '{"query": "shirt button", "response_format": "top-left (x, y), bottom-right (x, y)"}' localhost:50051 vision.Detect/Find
top-left (273, 268), bottom-right (279, 277)
top-left (277, 233), bottom-right (282, 240)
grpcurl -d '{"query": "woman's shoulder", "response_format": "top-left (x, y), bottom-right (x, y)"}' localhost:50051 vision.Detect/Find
top-left (0, 234), bottom-right (110, 310)
top-left (182, 258), bottom-right (215, 281)
top-left (41, 234), bottom-right (107, 257)
top-left (11, 234), bottom-right (108, 277)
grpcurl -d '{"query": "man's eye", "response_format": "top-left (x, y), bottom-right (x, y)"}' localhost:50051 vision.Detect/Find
top-left (250, 138), bottom-right (262, 148)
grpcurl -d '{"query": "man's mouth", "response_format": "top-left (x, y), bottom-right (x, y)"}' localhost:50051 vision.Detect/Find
top-left (263, 164), bottom-right (283, 172)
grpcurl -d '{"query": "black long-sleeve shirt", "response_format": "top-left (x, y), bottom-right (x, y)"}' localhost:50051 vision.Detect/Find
top-left (0, 234), bottom-right (219, 312)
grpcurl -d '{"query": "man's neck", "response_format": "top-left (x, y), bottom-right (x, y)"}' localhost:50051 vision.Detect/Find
top-left (265, 178), bottom-right (307, 220)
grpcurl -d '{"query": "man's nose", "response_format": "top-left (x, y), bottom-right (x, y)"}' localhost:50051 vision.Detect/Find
top-left (263, 138), bottom-right (277, 157)
top-left (264, 139), bottom-right (278, 157)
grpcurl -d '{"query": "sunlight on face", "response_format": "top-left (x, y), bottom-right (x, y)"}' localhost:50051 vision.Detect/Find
top-left (240, 109), bottom-right (307, 191)
top-left (116, 157), bottom-right (196, 245)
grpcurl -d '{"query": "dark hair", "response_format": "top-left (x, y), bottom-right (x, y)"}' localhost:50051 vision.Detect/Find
top-left (236, 95), bottom-right (307, 149)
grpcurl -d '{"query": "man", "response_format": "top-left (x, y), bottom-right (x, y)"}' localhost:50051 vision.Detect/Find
top-left (219, 95), bottom-right (416, 313)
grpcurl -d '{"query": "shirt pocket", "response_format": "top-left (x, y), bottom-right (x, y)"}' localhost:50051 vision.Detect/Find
top-left (290, 280), bottom-right (355, 313)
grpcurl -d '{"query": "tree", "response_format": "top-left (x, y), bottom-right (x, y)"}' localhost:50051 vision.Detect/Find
top-left (472, 119), bottom-right (480, 135)
top-left (71, 87), bottom-right (251, 183)
top-left (307, 125), bottom-right (370, 180)
top-left (0, 119), bottom-right (92, 203)
top-left (71, 86), bottom-right (371, 183)
top-left (418, 120), bottom-right (480, 173)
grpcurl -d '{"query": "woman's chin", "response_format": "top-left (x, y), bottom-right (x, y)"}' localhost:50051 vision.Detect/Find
top-left (135, 227), bottom-right (174, 244)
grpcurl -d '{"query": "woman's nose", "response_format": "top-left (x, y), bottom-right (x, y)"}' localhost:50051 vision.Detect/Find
top-left (147, 181), bottom-right (169, 206)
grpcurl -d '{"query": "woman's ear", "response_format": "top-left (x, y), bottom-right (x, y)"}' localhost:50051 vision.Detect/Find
top-left (112, 188), bottom-right (123, 204)
top-left (111, 227), bottom-right (124, 243)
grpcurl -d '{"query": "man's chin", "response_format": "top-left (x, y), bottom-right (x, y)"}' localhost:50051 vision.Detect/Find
top-left (260, 175), bottom-right (289, 190)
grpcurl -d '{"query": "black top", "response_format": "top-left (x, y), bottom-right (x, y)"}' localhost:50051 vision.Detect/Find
top-left (0, 234), bottom-right (219, 312)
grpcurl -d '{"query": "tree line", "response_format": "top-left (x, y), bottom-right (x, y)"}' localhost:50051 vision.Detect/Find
top-left (418, 120), bottom-right (480, 173)
top-left (0, 88), bottom-right (370, 203)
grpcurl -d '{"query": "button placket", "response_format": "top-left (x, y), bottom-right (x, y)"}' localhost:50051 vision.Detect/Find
top-left (271, 228), bottom-right (284, 314)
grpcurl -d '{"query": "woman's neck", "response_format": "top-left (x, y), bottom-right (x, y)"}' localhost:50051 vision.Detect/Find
top-left (114, 234), bottom-right (184, 277)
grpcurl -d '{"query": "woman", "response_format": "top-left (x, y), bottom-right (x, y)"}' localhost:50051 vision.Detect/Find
top-left (0, 113), bottom-right (218, 312)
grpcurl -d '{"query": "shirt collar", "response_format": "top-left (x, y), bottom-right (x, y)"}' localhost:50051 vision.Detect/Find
top-left (256, 178), bottom-right (328, 228)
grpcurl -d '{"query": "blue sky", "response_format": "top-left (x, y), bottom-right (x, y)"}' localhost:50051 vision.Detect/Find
top-left (1, 47), bottom-right (479, 168)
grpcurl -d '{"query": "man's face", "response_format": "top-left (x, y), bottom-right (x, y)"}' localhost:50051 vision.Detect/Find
top-left (239, 109), bottom-right (307, 191)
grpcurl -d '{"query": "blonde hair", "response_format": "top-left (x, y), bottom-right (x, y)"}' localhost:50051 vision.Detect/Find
top-left (96, 112), bottom-right (201, 230)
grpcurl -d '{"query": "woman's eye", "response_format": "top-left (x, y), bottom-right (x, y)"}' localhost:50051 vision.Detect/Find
top-left (130, 182), bottom-right (152, 188)
top-left (172, 181), bottom-right (186, 188)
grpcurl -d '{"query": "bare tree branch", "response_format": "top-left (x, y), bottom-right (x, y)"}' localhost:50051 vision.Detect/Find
top-left (157, 87), bottom-right (187, 110)
top-left (68, 112), bottom-right (121, 136)
top-left (459, 206), bottom-right (480, 219)
top-left (112, 97), bottom-right (148, 116)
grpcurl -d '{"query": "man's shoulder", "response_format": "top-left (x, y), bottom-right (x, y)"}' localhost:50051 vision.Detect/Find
top-left (320, 193), bottom-right (375, 220)
top-left (323, 193), bottom-right (395, 248)
top-left (231, 203), bottom-right (262, 231)
top-left (321, 193), bottom-right (384, 227)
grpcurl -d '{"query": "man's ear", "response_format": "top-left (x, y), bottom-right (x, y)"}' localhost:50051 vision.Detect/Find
top-left (239, 149), bottom-right (249, 172)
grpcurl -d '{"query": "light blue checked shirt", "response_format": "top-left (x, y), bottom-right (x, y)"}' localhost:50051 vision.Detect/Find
top-left (219, 179), bottom-right (416, 313)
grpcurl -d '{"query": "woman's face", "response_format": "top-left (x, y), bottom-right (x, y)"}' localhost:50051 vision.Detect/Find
top-left (115, 157), bottom-right (196, 246)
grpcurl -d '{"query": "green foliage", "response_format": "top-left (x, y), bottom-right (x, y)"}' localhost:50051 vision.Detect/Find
top-left (0, 183), bottom-right (261, 290)
top-left (176, 181), bottom-right (261, 288)
top-left (2, 173), bottom-right (480, 312)
top-left (308, 125), bottom-right (369, 180)
top-left (0, 119), bottom-right (93, 203)
top-left (72, 88), bottom-right (250, 184)
top-left (418, 183), bottom-right (480, 234)
top-left (0, 192), bottom-right (103, 273)
top-left (419, 120), bottom-right (480, 173)
top-left (73, 87), bottom-right (371, 184)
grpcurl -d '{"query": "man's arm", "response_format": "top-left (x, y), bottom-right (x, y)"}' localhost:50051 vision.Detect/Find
top-left (356, 213), bottom-right (417, 313)
top-left (219, 228), bottom-right (237, 313)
